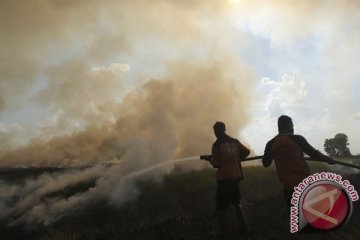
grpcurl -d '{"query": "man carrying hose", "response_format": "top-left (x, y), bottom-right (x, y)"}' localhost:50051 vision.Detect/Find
top-left (207, 121), bottom-right (251, 239)
top-left (262, 115), bottom-right (335, 211)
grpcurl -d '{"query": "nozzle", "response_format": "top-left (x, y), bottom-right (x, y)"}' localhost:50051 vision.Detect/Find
top-left (200, 155), bottom-right (212, 161)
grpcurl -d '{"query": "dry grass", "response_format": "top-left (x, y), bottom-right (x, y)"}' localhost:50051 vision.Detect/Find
top-left (1, 159), bottom-right (360, 240)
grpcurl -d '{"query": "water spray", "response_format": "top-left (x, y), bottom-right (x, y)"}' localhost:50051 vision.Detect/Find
top-left (122, 156), bottom-right (199, 180)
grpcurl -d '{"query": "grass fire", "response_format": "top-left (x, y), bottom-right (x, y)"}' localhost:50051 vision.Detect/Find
top-left (1, 1), bottom-right (360, 239)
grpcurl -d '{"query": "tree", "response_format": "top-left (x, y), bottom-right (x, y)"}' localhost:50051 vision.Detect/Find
top-left (324, 133), bottom-right (352, 157)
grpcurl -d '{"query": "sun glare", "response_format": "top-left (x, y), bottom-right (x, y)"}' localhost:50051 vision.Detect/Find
top-left (229, 0), bottom-right (241, 5)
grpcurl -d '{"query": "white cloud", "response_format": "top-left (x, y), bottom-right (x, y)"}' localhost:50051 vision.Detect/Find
top-left (353, 112), bottom-right (360, 122)
top-left (260, 74), bottom-right (307, 115)
top-left (241, 114), bottom-right (277, 154)
top-left (326, 90), bottom-right (348, 101)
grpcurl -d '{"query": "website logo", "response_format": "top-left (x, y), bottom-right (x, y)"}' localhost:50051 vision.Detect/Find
top-left (290, 172), bottom-right (358, 233)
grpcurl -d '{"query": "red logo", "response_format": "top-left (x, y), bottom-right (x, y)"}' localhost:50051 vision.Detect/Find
top-left (301, 183), bottom-right (350, 230)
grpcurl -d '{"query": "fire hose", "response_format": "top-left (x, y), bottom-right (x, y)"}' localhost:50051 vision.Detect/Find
top-left (200, 155), bottom-right (360, 169)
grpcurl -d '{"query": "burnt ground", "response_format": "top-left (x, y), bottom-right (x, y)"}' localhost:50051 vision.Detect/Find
top-left (1, 161), bottom-right (360, 240)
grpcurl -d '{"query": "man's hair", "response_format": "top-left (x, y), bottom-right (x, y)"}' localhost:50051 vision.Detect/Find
top-left (278, 115), bottom-right (292, 132)
top-left (213, 121), bottom-right (226, 132)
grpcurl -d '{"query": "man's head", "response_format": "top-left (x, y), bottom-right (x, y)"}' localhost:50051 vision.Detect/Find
top-left (278, 115), bottom-right (294, 134)
top-left (213, 121), bottom-right (226, 138)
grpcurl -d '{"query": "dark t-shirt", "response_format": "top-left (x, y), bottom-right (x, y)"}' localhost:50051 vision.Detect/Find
top-left (262, 134), bottom-right (331, 189)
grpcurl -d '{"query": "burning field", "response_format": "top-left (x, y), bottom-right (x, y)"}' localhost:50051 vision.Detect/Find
top-left (1, 159), bottom-right (360, 240)
top-left (1, 1), bottom-right (360, 239)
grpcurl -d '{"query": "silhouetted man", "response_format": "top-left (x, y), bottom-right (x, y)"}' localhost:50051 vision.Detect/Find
top-left (209, 121), bottom-right (250, 239)
top-left (262, 115), bottom-right (334, 210)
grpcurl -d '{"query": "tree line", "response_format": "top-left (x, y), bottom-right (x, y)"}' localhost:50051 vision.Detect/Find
top-left (324, 133), bottom-right (352, 157)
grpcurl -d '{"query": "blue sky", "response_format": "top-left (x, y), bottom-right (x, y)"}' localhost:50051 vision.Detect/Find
top-left (0, 0), bottom-right (359, 167)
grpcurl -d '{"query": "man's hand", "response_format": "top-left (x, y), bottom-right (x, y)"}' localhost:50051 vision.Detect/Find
top-left (200, 155), bottom-right (212, 161)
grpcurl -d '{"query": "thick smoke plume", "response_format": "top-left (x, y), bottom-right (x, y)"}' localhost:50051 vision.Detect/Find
top-left (0, 59), bottom-right (252, 226)
top-left (3, 0), bottom-right (358, 227)
top-left (0, 0), bottom-right (253, 226)
top-left (0, 61), bottom-right (251, 167)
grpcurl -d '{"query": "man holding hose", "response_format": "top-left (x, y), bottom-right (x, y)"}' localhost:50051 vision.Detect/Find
top-left (262, 115), bottom-right (335, 211)
top-left (208, 121), bottom-right (250, 239)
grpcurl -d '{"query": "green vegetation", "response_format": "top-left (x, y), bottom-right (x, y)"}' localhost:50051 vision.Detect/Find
top-left (334, 155), bottom-right (360, 162)
top-left (324, 133), bottom-right (352, 157)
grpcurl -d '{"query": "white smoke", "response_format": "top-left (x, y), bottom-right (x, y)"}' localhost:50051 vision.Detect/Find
top-left (2, 0), bottom-right (360, 227)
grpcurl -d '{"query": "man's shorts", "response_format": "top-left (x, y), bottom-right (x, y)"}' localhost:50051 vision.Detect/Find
top-left (216, 180), bottom-right (241, 210)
